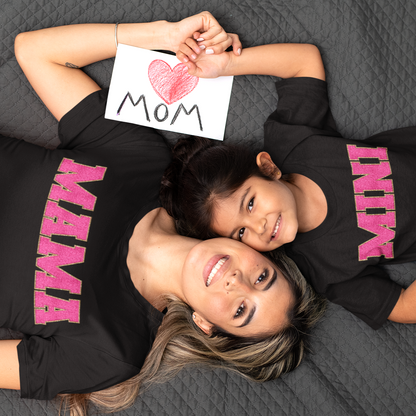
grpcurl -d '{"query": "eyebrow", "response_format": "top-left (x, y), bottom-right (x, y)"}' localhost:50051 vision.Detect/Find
top-left (263, 268), bottom-right (278, 291)
top-left (229, 186), bottom-right (251, 238)
top-left (238, 306), bottom-right (256, 328)
top-left (237, 268), bottom-right (278, 328)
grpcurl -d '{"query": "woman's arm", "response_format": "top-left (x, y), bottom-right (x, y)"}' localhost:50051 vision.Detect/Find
top-left (388, 283), bottom-right (416, 324)
top-left (178, 43), bottom-right (325, 81)
top-left (14, 11), bottom-right (241, 121)
top-left (0, 340), bottom-right (21, 390)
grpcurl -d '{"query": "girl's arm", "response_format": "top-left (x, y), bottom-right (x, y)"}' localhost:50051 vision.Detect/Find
top-left (0, 340), bottom-right (21, 390)
top-left (388, 283), bottom-right (416, 324)
top-left (14, 12), bottom-right (241, 121)
top-left (178, 43), bottom-right (326, 81)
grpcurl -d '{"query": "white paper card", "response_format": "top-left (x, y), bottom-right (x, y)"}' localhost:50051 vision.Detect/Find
top-left (105, 44), bottom-right (234, 140)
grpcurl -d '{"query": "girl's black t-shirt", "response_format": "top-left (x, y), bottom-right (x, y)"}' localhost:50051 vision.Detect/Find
top-left (264, 77), bottom-right (416, 329)
top-left (0, 89), bottom-right (170, 399)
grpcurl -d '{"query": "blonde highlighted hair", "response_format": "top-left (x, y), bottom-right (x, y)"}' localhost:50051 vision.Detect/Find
top-left (60, 249), bottom-right (326, 416)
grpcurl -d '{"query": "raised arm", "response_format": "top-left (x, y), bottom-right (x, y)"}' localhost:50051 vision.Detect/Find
top-left (177, 43), bottom-right (325, 81)
top-left (14, 11), bottom-right (240, 121)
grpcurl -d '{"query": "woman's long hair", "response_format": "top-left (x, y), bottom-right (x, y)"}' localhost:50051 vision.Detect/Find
top-left (60, 250), bottom-right (326, 416)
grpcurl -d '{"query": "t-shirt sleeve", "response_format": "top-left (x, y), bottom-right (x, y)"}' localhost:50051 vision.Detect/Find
top-left (18, 335), bottom-right (140, 400)
top-left (324, 266), bottom-right (402, 330)
top-left (264, 77), bottom-right (342, 166)
top-left (288, 246), bottom-right (403, 330)
top-left (58, 88), bottom-right (168, 151)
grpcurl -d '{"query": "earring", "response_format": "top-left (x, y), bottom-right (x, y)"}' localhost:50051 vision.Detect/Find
top-left (192, 313), bottom-right (196, 320)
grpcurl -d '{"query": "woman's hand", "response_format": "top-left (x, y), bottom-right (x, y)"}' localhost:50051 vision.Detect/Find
top-left (170, 12), bottom-right (242, 59)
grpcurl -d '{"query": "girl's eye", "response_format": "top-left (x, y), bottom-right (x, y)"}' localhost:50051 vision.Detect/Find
top-left (248, 197), bottom-right (254, 212)
top-left (238, 227), bottom-right (245, 240)
top-left (255, 269), bottom-right (269, 285)
top-left (235, 302), bottom-right (245, 318)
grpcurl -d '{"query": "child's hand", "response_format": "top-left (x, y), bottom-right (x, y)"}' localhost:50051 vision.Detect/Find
top-left (171, 11), bottom-right (242, 58)
top-left (177, 32), bottom-right (241, 64)
top-left (188, 29), bottom-right (242, 58)
top-left (177, 43), bottom-right (235, 78)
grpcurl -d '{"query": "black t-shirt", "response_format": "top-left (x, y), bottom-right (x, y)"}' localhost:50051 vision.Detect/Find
top-left (264, 77), bottom-right (416, 329)
top-left (0, 89), bottom-right (171, 399)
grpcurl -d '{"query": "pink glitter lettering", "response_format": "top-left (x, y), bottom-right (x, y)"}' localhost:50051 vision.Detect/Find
top-left (347, 144), bottom-right (396, 262)
top-left (34, 158), bottom-right (107, 324)
top-left (355, 194), bottom-right (395, 211)
top-left (35, 236), bottom-right (83, 294)
top-left (41, 200), bottom-right (91, 241)
top-left (347, 145), bottom-right (388, 161)
top-left (357, 211), bottom-right (395, 260)
top-left (49, 158), bottom-right (106, 210)
top-left (34, 291), bottom-right (80, 324)
top-left (350, 162), bottom-right (393, 193)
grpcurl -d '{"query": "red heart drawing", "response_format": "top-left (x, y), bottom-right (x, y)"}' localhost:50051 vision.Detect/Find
top-left (148, 60), bottom-right (199, 105)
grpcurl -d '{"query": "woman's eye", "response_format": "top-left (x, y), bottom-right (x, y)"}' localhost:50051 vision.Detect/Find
top-left (255, 270), bottom-right (269, 285)
top-left (248, 198), bottom-right (254, 212)
top-left (238, 228), bottom-right (245, 240)
top-left (235, 302), bottom-right (245, 318)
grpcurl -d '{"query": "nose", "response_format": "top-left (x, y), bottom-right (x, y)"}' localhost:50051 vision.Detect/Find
top-left (224, 271), bottom-right (249, 292)
top-left (253, 216), bottom-right (266, 235)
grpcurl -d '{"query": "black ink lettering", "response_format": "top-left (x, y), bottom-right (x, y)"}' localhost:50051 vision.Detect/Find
top-left (170, 104), bottom-right (203, 131)
top-left (154, 104), bottom-right (169, 122)
top-left (117, 92), bottom-right (150, 121)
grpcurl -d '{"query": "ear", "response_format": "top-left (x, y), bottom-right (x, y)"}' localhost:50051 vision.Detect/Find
top-left (193, 312), bottom-right (213, 335)
top-left (256, 152), bottom-right (281, 179)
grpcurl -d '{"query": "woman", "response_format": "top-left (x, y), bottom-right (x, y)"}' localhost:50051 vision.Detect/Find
top-left (1, 13), bottom-right (325, 415)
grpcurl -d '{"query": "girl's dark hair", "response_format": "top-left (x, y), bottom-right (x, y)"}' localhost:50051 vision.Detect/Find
top-left (160, 137), bottom-right (271, 238)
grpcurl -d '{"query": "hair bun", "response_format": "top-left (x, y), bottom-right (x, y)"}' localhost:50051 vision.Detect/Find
top-left (160, 137), bottom-right (215, 220)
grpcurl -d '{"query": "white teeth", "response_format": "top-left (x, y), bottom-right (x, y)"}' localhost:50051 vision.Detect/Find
top-left (271, 215), bottom-right (281, 238)
top-left (206, 257), bottom-right (227, 287)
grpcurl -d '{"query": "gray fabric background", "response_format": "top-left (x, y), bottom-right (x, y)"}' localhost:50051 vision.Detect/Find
top-left (1, 0), bottom-right (416, 415)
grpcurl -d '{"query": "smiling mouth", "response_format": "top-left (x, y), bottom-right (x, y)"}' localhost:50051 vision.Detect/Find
top-left (271, 215), bottom-right (281, 240)
top-left (206, 256), bottom-right (228, 287)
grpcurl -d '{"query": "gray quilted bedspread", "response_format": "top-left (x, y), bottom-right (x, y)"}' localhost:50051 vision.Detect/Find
top-left (1, 0), bottom-right (416, 415)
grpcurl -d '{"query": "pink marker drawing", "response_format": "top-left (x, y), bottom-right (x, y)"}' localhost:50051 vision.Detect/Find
top-left (148, 59), bottom-right (199, 105)
top-left (106, 44), bottom-right (234, 140)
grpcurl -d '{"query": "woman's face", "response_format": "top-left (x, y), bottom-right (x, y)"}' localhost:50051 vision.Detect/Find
top-left (181, 238), bottom-right (294, 337)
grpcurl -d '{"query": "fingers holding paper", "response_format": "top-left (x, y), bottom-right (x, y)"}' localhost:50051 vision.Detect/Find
top-left (173, 12), bottom-right (242, 59)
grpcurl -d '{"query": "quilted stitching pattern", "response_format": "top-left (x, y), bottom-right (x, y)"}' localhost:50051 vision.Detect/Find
top-left (1, 0), bottom-right (416, 415)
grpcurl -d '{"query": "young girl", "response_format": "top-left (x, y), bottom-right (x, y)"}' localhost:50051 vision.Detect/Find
top-left (1, 12), bottom-right (326, 416)
top-left (162, 41), bottom-right (416, 331)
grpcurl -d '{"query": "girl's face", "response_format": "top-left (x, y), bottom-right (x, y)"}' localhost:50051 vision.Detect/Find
top-left (211, 175), bottom-right (299, 252)
top-left (181, 238), bottom-right (294, 337)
